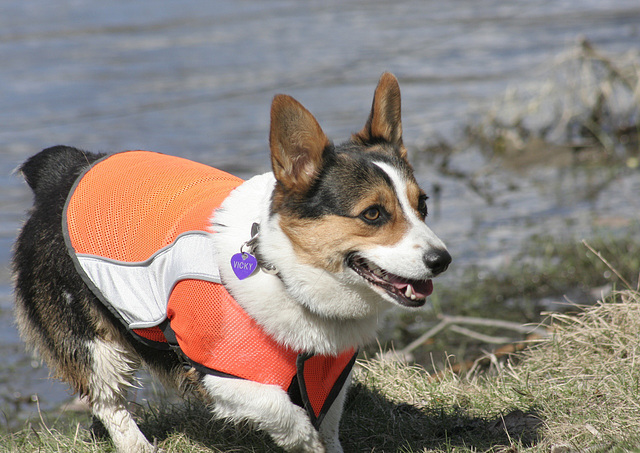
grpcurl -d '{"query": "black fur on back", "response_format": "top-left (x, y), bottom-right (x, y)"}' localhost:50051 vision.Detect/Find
top-left (13, 146), bottom-right (105, 393)
top-left (13, 146), bottom-right (188, 396)
top-left (19, 145), bottom-right (103, 199)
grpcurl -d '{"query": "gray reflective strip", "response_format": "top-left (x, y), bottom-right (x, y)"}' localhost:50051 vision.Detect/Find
top-left (75, 231), bottom-right (221, 329)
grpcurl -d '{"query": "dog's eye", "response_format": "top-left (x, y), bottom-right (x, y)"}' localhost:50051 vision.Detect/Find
top-left (360, 206), bottom-right (386, 225)
top-left (417, 194), bottom-right (428, 218)
top-left (363, 207), bottom-right (380, 221)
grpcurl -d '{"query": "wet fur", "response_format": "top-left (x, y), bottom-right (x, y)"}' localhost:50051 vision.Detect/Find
top-left (13, 73), bottom-right (450, 452)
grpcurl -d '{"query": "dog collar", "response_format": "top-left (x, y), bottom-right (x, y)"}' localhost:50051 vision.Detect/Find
top-left (230, 222), bottom-right (279, 280)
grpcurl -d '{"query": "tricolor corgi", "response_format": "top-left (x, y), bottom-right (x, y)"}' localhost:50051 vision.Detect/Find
top-left (13, 73), bottom-right (451, 452)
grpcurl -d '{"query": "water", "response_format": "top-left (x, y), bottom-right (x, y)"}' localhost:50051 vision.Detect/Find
top-left (1, 0), bottom-right (639, 427)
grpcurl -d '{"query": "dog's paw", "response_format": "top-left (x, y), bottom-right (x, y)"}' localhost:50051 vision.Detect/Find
top-left (274, 426), bottom-right (326, 453)
top-left (286, 434), bottom-right (325, 453)
top-left (267, 406), bottom-right (325, 453)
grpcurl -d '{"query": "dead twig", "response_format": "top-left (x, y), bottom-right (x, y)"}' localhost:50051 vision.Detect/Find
top-left (447, 325), bottom-right (514, 344)
top-left (582, 239), bottom-right (634, 290)
top-left (399, 314), bottom-right (549, 358)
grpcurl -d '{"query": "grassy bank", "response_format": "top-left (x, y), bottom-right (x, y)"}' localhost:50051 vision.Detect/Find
top-left (2, 285), bottom-right (639, 452)
top-left (378, 227), bottom-right (640, 372)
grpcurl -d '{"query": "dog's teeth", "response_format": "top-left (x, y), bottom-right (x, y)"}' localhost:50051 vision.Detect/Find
top-left (405, 284), bottom-right (417, 300)
top-left (405, 285), bottom-right (413, 298)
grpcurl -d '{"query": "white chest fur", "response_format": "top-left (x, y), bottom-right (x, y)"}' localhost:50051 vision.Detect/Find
top-left (210, 173), bottom-right (384, 356)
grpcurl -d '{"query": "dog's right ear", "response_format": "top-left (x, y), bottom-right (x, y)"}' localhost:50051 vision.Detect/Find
top-left (269, 95), bottom-right (331, 194)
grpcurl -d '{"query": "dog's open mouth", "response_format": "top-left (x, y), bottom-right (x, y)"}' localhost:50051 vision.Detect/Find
top-left (347, 255), bottom-right (432, 307)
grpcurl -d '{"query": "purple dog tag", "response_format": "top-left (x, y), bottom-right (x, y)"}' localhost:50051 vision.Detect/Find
top-left (230, 252), bottom-right (258, 280)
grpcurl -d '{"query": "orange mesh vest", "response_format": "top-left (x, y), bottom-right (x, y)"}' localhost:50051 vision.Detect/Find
top-left (63, 151), bottom-right (357, 428)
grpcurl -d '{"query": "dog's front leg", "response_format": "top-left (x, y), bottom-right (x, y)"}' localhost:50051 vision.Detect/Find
top-left (202, 375), bottom-right (325, 452)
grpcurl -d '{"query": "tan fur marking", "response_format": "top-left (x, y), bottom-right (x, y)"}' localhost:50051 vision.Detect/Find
top-left (279, 182), bottom-right (411, 273)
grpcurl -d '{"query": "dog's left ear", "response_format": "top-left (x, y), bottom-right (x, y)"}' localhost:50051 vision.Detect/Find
top-left (270, 94), bottom-right (331, 194)
top-left (354, 72), bottom-right (407, 159)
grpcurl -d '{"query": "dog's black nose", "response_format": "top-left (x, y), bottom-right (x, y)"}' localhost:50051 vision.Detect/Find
top-left (424, 249), bottom-right (451, 276)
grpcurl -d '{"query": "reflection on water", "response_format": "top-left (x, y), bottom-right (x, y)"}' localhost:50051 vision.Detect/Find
top-left (1, 0), bottom-right (639, 427)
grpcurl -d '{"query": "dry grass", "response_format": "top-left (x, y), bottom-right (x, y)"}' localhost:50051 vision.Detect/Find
top-left (344, 287), bottom-right (640, 452)
top-left (510, 289), bottom-right (640, 450)
top-left (3, 288), bottom-right (640, 452)
top-left (3, 289), bottom-right (640, 452)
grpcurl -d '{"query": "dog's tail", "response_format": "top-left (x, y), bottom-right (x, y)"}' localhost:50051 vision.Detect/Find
top-left (19, 146), bottom-right (101, 198)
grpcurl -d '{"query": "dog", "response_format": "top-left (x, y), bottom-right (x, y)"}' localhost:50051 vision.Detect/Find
top-left (13, 73), bottom-right (451, 453)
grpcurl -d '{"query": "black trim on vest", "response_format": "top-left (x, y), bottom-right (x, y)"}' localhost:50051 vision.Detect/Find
top-left (183, 357), bottom-right (246, 381)
top-left (295, 351), bottom-right (358, 430)
top-left (286, 374), bottom-right (304, 409)
top-left (158, 319), bottom-right (179, 347)
top-left (129, 331), bottom-right (173, 350)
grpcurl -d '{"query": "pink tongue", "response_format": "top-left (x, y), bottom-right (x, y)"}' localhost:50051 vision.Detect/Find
top-left (413, 280), bottom-right (433, 298)
top-left (391, 279), bottom-right (433, 298)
